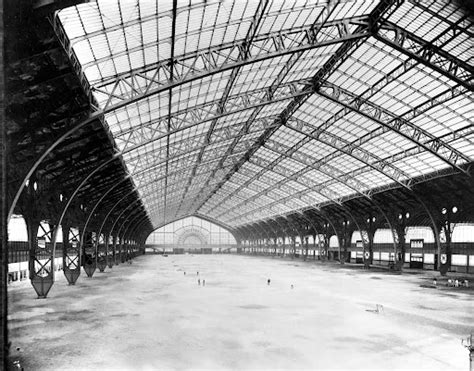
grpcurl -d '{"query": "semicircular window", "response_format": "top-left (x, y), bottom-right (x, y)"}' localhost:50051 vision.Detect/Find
top-left (146, 216), bottom-right (237, 247)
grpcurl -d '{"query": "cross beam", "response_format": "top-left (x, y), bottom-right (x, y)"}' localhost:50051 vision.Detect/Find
top-left (316, 81), bottom-right (471, 174)
top-left (374, 20), bottom-right (473, 91)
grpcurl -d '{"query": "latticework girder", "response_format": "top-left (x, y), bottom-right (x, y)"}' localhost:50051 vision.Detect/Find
top-left (317, 81), bottom-right (471, 173)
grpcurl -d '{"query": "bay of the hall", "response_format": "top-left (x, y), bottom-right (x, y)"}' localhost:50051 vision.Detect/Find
top-left (1, 0), bottom-right (473, 370)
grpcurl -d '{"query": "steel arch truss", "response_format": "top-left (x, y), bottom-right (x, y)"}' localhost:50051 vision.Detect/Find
top-left (53, 13), bottom-right (372, 110)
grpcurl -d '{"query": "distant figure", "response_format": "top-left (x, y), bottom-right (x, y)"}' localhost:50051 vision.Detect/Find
top-left (455, 279), bottom-right (459, 287)
top-left (267, 278), bottom-right (271, 285)
top-left (291, 284), bottom-right (294, 289)
top-left (433, 278), bottom-right (437, 286)
top-left (197, 271), bottom-right (199, 276)
top-left (464, 280), bottom-right (469, 287)
top-left (184, 272), bottom-right (186, 275)
top-left (203, 279), bottom-right (206, 286)
top-left (447, 279), bottom-right (452, 287)
top-left (198, 279), bottom-right (201, 285)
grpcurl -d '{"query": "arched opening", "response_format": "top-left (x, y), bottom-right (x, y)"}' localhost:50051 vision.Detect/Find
top-left (177, 228), bottom-right (208, 245)
top-left (145, 216), bottom-right (237, 254)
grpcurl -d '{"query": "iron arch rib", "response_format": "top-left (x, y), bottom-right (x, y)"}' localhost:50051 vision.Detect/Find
top-left (316, 81), bottom-right (471, 174)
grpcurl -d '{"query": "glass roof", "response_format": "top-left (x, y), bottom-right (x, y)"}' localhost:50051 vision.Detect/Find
top-left (55, 0), bottom-right (473, 229)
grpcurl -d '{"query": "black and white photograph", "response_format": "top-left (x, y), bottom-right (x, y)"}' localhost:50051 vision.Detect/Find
top-left (1, 0), bottom-right (473, 370)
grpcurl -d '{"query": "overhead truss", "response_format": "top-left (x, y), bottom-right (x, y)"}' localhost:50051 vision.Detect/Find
top-left (53, 0), bottom-right (474, 230)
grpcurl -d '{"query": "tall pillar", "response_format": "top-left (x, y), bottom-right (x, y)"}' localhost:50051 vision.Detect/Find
top-left (62, 224), bottom-right (81, 285)
top-left (115, 235), bottom-right (122, 265)
top-left (437, 210), bottom-right (454, 276)
top-left (313, 234), bottom-right (317, 260)
top-left (322, 230), bottom-right (330, 261)
top-left (292, 236), bottom-right (296, 259)
top-left (361, 216), bottom-right (378, 268)
top-left (113, 235), bottom-right (119, 265)
top-left (82, 230), bottom-right (96, 277)
top-left (120, 238), bottom-right (126, 263)
top-left (107, 234), bottom-right (114, 268)
top-left (393, 215), bottom-right (408, 271)
top-left (304, 236), bottom-right (309, 261)
top-left (361, 228), bottom-right (375, 269)
top-left (337, 220), bottom-right (351, 264)
top-left (25, 217), bottom-right (54, 298)
top-left (320, 221), bottom-right (332, 261)
top-left (97, 233), bottom-right (107, 272)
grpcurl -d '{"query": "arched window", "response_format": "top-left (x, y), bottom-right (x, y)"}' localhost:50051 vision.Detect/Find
top-left (146, 216), bottom-right (237, 246)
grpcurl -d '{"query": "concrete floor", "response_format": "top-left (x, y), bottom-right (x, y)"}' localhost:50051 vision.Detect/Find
top-left (8, 254), bottom-right (474, 370)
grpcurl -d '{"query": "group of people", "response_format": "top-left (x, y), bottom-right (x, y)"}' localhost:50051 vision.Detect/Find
top-left (181, 271), bottom-right (294, 289)
top-left (267, 278), bottom-right (294, 289)
top-left (182, 270), bottom-right (206, 286)
top-left (447, 278), bottom-right (469, 287)
top-left (433, 277), bottom-right (469, 287)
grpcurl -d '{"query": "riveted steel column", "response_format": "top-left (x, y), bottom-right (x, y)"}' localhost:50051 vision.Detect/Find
top-left (339, 207), bottom-right (368, 265)
top-left (25, 217), bottom-right (54, 298)
top-left (110, 234), bottom-right (118, 266)
top-left (412, 194), bottom-right (442, 273)
top-left (97, 233), bottom-right (108, 272)
top-left (321, 222), bottom-right (331, 261)
top-left (103, 199), bottom-right (142, 264)
top-left (107, 234), bottom-right (114, 268)
top-left (122, 213), bottom-right (150, 260)
top-left (360, 217), bottom-right (377, 269)
top-left (82, 230), bottom-right (96, 277)
top-left (116, 211), bottom-right (141, 263)
top-left (62, 224), bottom-right (81, 285)
top-left (393, 215), bottom-right (408, 271)
top-left (371, 198), bottom-right (399, 270)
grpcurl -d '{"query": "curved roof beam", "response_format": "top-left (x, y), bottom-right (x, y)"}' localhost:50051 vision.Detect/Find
top-left (208, 70), bottom-right (469, 222)
top-left (208, 144), bottom-right (375, 222)
top-left (374, 20), bottom-right (473, 91)
top-left (206, 86), bottom-right (466, 221)
top-left (18, 82), bottom-right (309, 223)
top-left (84, 19), bottom-right (371, 110)
top-left (190, 0), bottom-right (401, 214)
top-left (316, 81), bottom-right (471, 174)
top-left (277, 12), bottom-right (472, 190)
top-left (162, 0), bottom-right (179, 226)
top-left (209, 187), bottom-right (308, 228)
top-left (119, 63), bottom-right (466, 213)
top-left (263, 139), bottom-right (372, 192)
top-left (54, 6), bottom-right (371, 110)
top-left (206, 138), bottom-right (375, 219)
top-left (286, 85), bottom-right (470, 187)
top-left (111, 79), bottom-right (310, 153)
top-left (58, 150), bottom-right (230, 236)
top-left (176, 0), bottom-right (271, 211)
top-left (285, 118), bottom-right (411, 187)
top-left (176, 0), bottom-right (342, 211)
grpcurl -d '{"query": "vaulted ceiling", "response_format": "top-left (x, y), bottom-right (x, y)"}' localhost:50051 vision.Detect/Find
top-left (5, 0), bottom-right (474, 241)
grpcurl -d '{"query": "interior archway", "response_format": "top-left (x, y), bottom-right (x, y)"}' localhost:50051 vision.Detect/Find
top-left (146, 216), bottom-right (237, 246)
top-left (177, 228), bottom-right (208, 245)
